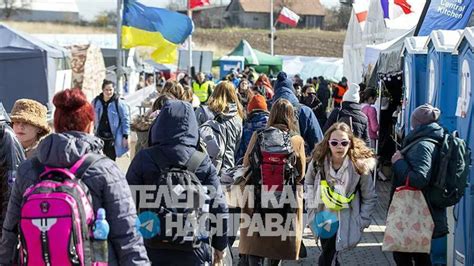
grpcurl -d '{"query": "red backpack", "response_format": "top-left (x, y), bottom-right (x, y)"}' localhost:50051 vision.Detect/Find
top-left (249, 127), bottom-right (299, 213)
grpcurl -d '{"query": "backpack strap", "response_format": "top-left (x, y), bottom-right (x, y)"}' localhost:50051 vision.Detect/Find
top-left (32, 153), bottom-right (104, 180)
top-left (400, 137), bottom-right (438, 155)
top-left (185, 151), bottom-right (206, 173)
top-left (147, 146), bottom-right (205, 174)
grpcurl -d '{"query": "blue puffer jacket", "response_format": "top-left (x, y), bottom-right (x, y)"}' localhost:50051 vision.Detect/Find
top-left (93, 94), bottom-right (131, 157)
top-left (0, 132), bottom-right (150, 265)
top-left (126, 100), bottom-right (229, 265)
top-left (273, 85), bottom-right (323, 155)
top-left (392, 122), bottom-right (447, 238)
top-left (235, 110), bottom-right (269, 163)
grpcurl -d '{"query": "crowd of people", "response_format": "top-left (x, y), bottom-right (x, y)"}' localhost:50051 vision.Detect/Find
top-left (0, 66), bottom-right (459, 266)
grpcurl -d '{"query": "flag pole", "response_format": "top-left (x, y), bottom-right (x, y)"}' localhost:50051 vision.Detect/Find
top-left (414, 0), bottom-right (431, 36)
top-left (117, 0), bottom-right (123, 94)
top-left (270, 0), bottom-right (274, 56)
top-left (188, 0), bottom-right (193, 77)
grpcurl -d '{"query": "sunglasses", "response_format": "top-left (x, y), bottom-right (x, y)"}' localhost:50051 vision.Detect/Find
top-left (329, 140), bottom-right (350, 147)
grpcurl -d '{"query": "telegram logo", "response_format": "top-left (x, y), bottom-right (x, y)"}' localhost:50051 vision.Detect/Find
top-left (312, 211), bottom-right (339, 239)
top-left (136, 211), bottom-right (160, 239)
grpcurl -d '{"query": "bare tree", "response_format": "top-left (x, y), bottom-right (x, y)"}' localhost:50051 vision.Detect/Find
top-left (1, 0), bottom-right (30, 19)
top-left (93, 10), bottom-right (117, 28)
top-left (323, 5), bottom-right (352, 31)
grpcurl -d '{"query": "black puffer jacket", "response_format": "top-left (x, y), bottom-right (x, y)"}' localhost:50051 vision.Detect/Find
top-left (323, 101), bottom-right (370, 146)
top-left (0, 122), bottom-right (25, 233)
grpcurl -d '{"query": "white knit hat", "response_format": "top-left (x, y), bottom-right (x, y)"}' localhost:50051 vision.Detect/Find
top-left (342, 83), bottom-right (360, 103)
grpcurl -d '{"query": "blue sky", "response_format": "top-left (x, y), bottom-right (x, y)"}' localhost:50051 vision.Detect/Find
top-left (77, 0), bottom-right (340, 21)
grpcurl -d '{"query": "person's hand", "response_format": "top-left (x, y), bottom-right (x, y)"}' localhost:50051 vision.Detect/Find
top-left (213, 249), bottom-right (224, 265)
top-left (122, 137), bottom-right (129, 149)
top-left (391, 150), bottom-right (403, 164)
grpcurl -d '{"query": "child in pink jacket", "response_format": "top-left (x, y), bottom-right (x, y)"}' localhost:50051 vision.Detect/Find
top-left (361, 88), bottom-right (379, 149)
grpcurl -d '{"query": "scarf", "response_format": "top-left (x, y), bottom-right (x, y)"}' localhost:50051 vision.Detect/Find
top-left (323, 156), bottom-right (357, 197)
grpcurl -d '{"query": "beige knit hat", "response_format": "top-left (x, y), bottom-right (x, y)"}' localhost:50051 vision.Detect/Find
top-left (10, 99), bottom-right (51, 138)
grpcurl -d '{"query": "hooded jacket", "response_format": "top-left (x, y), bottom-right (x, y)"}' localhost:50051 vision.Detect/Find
top-left (0, 132), bottom-right (150, 265)
top-left (392, 122), bottom-right (447, 238)
top-left (0, 122), bottom-right (25, 235)
top-left (235, 110), bottom-right (269, 163)
top-left (273, 85), bottom-right (324, 155)
top-left (93, 93), bottom-right (131, 157)
top-left (195, 103), bottom-right (243, 174)
top-left (126, 100), bottom-right (229, 265)
top-left (324, 101), bottom-right (370, 146)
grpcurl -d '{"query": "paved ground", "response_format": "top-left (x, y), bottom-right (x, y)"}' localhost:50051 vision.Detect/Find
top-left (229, 180), bottom-right (396, 266)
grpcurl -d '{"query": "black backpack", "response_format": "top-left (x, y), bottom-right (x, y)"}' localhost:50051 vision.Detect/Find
top-left (401, 130), bottom-right (471, 208)
top-left (145, 149), bottom-right (209, 251)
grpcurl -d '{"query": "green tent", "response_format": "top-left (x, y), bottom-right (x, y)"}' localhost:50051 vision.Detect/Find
top-left (215, 40), bottom-right (283, 74)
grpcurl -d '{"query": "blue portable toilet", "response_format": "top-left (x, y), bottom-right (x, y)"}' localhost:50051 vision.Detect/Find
top-left (425, 30), bottom-right (463, 132)
top-left (402, 36), bottom-right (429, 135)
top-left (452, 27), bottom-right (474, 266)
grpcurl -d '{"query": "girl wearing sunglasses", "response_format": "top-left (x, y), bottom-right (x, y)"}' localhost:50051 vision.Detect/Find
top-left (305, 122), bottom-right (377, 265)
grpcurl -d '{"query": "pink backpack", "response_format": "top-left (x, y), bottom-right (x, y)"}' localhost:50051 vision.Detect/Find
top-left (19, 154), bottom-right (102, 266)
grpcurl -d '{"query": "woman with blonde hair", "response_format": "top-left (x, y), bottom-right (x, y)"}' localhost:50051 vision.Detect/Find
top-left (305, 122), bottom-right (377, 265)
top-left (239, 98), bottom-right (306, 265)
top-left (197, 80), bottom-right (244, 174)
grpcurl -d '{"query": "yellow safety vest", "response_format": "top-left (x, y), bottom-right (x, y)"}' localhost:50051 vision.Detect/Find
top-left (193, 81), bottom-right (211, 103)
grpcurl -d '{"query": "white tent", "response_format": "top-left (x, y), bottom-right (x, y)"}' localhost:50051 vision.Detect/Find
top-left (343, 9), bottom-right (364, 84)
top-left (344, 0), bottom-right (386, 84)
top-left (281, 55), bottom-right (343, 82)
top-left (343, 0), bottom-right (426, 84)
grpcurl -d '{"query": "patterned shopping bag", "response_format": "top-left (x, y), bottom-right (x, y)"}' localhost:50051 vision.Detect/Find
top-left (382, 177), bottom-right (434, 253)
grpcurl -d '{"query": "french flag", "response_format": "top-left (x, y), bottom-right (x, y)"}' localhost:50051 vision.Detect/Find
top-left (277, 7), bottom-right (300, 27)
top-left (381, 0), bottom-right (413, 19)
top-left (353, 0), bottom-right (413, 24)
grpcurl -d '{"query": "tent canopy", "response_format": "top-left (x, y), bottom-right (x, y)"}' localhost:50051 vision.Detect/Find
top-left (0, 23), bottom-right (70, 111)
top-left (0, 24), bottom-right (68, 59)
top-left (216, 40), bottom-right (283, 74)
top-left (281, 55), bottom-right (343, 82)
top-left (366, 29), bottom-right (414, 86)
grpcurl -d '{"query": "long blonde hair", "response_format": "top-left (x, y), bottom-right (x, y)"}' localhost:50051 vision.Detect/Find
top-left (312, 122), bottom-right (375, 175)
top-left (208, 81), bottom-right (244, 119)
top-left (267, 99), bottom-right (298, 132)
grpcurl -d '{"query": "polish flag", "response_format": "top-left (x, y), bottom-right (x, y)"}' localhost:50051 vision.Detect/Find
top-left (189, 0), bottom-right (210, 9)
top-left (277, 7), bottom-right (300, 27)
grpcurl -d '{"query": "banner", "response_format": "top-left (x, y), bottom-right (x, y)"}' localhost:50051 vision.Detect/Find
top-left (417, 0), bottom-right (474, 36)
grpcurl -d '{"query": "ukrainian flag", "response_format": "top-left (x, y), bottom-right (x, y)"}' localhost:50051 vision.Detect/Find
top-left (122, 0), bottom-right (194, 64)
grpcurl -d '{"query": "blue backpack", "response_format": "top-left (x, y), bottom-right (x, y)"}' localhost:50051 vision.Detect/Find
top-left (236, 111), bottom-right (269, 163)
